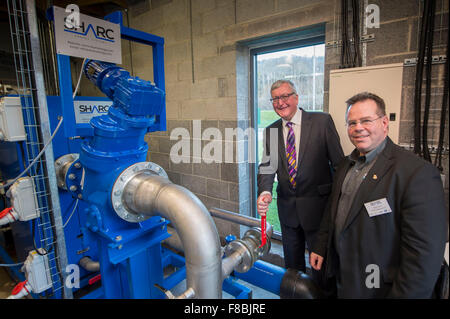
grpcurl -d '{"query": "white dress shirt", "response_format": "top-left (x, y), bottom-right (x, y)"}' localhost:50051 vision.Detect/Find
top-left (281, 108), bottom-right (302, 165)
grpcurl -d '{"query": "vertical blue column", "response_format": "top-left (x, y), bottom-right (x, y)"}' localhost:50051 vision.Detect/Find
top-left (56, 54), bottom-right (76, 137)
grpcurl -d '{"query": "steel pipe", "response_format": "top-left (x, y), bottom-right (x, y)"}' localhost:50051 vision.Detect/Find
top-left (209, 207), bottom-right (273, 239)
top-left (79, 256), bottom-right (100, 272)
top-left (122, 172), bottom-right (222, 299)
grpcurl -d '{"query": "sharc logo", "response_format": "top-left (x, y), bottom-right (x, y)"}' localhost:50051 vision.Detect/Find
top-left (64, 4), bottom-right (115, 42)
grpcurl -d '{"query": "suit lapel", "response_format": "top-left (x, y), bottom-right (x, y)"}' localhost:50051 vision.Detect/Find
top-left (341, 138), bottom-right (395, 233)
top-left (297, 110), bottom-right (312, 171)
top-left (276, 120), bottom-right (288, 174)
top-left (331, 159), bottom-right (353, 222)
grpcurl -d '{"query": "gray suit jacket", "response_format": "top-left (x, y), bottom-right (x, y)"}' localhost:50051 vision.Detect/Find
top-left (313, 137), bottom-right (448, 298)
top-left (257, 109), bottom-right (344, 231)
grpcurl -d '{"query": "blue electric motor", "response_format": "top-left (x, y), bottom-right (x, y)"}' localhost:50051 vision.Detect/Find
top-left (78, 60), bottom-right (169, 298)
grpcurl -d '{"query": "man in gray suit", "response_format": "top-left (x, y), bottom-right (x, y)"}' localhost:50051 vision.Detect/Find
top-left (310, 92), bottom-right (448, 298)
top-left (257, 80), bottom-right (344, 275)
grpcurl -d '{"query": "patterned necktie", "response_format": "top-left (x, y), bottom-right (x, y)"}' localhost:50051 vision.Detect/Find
top-left (286, 122), bottom-right (297, 188)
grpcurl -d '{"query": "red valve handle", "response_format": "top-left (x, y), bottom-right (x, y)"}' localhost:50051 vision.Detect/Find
top-left (259, 215), bottom-right (266, 248)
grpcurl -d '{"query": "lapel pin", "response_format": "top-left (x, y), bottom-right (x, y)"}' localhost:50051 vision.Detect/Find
top-left (372, 174), bottom-right (378, 180)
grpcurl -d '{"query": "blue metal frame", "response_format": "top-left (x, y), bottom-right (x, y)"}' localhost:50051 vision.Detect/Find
top-left (231, 260), bottom-right (286, 296)
top-left (44, 8), bottom-right (168, 298)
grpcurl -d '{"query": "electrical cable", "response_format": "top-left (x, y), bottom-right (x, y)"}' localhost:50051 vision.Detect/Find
top-left (340, 0), bottom-right (349, 68)
top-left (32, 217), bottom-right (52, 256)
top-left (352, 0), bottom-right (362, 67)
top-left (0, 262), bottom-right (24, 267)
top-left (413, 1), bottom-right (430, 156)
top-left (434, 22), bottom-right (449, 171)
top-left (63, 198), bottom-right (79, 228)
top-left (0, 116), bottom-right (63, 190)
top-left (422, 0), bottom-right (436, 163)
top-left (73, 58), bottom-right (87, 99)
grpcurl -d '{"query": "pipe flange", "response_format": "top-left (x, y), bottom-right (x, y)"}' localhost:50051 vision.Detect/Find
top-left (55, 154), bottom-right (80, 190)
top-left (224, 239), bottom-right (255, 273)
top-left (111, 161), bottom-right (168, 223)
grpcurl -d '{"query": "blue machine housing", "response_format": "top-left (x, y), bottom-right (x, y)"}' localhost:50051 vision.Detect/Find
top-left (1, 10), bottom-right (170, 299)
top-left (75, 58), bottom-right (170, 298)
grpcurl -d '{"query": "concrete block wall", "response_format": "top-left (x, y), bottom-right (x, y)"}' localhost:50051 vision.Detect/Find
top-left (97, 0), bottom-right (448, 237)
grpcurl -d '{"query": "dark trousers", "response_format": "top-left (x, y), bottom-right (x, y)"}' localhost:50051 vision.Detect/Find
top-left (280, 223), bottom-right (322, 283)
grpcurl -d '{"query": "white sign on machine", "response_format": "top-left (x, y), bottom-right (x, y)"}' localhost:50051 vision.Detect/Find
top-left (73, 100), bottom-right (113, 124)
top-left (53, 5), bottom-right (122, 64)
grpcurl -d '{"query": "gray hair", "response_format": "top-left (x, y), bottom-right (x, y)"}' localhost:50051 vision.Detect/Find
top-left (270, 80), bottom-right (297, 94)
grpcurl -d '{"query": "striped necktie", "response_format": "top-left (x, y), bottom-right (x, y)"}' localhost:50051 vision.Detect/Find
top-left (286, 122), bottom-right (297, 188)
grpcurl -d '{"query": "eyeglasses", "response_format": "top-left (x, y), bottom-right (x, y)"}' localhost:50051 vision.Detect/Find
top-left (270, 92), bottom-right (296, 104)
top-left (346, 116), bottom-right (383, 129)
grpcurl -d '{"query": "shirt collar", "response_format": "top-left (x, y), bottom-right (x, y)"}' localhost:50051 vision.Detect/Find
top-left (349, 138), bottom-right (387, 165)
top-left (282, 108), bottom-right (302, 127)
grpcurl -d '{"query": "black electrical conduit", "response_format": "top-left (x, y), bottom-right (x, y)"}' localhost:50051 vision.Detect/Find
top-left (413, 0), bottom-right (431, 156)
top-left (435, 29), bottom-right (449, 171)
top-left (340, 0), bottom-right (362, 69)
top-left (422, 0), bottom-right (436, 163)
top-left (414, 0), bottom-right (439, 160)
top-left (351, 0), bottom-right (361, 67)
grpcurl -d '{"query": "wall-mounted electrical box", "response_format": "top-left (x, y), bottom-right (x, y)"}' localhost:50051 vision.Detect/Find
top-left (23, 249), bottom-right (52, 293)
top-left (9, 176), bottom-right (40, 221)
top-left (0, 96), bottom-right (26, 142)
top-left (329, 63), bottom-right (403, 155)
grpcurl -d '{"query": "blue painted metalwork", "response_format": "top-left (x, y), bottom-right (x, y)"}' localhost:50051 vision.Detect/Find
top-left (161, 247), bottom-right (187, 290)
top-left (78, 56), bottom-right (167, 297)
top-left (223, 277), bottom-right (252, 299)
top-left (104, 11), bottom-right (166, 133)
top-left (231, 260), bottom-right (286, 296)
top-left (2, 9), bottom-right (169, 299)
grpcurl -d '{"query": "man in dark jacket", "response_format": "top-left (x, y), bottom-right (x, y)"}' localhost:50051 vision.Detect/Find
top-left (257, 80), bottom-right (344, 275)
top-left (310, 92), bottom-right (448, 298)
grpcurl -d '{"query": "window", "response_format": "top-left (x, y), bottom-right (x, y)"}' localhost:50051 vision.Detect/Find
top-left (251, 37), bottom-right (325, 234)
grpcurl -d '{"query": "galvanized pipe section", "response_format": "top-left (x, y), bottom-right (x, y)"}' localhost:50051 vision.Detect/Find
top-left (164, 226), bottom-right (184, 253)
top-left (25, 0), bottom-right (72, 299)
top-left (209, 207), bottom-right (273, 239)
top-left (79, 256), bottom-right (100, 273)
top-left (122, 173), bottom-right (222, 299)
top-left (221, 249), bottom-right (244, 280)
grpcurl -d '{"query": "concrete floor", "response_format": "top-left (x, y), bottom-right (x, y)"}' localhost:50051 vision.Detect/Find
top-left (0, 267), bottom-right (17, 299)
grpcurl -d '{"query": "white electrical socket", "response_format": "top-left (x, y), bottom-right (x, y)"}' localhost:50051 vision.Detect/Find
top-left (23, 249), bottom-right (52, 294)
top-left (0, 96), bottom-right (26, 142)
top-left (9, 177), bottom-right (40, 221)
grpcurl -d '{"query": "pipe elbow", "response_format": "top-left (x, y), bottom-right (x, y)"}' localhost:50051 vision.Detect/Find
top-left (79, 256), bottom-right (100, 272)
top-left (122, 173), bottom-right (222, 298)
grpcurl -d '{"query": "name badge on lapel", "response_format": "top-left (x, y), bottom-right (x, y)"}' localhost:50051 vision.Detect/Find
top-left (364, 198), bottom-right (392, 217)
